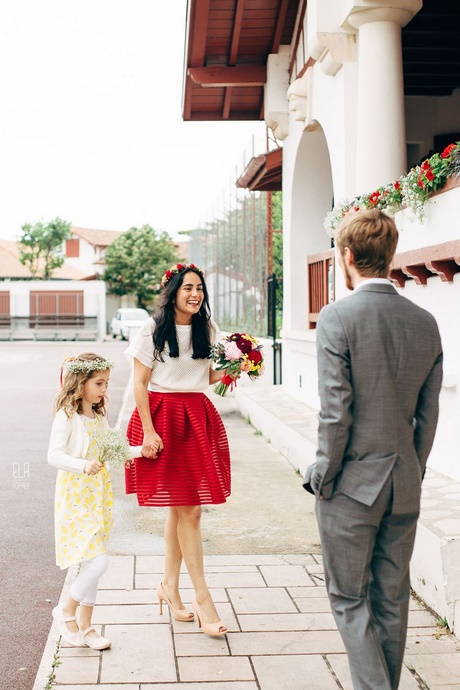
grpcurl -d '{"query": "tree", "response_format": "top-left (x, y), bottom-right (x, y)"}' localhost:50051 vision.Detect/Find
top-left (103, 225), bottom-right (179, 308)
top-left (18, 217), bottom-right (72, 279)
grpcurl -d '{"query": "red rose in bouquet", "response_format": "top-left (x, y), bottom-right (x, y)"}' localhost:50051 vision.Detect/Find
top-left (234, 335), bottom-right (253, 354)
top-left (247, 349), bottom-right (263, 365)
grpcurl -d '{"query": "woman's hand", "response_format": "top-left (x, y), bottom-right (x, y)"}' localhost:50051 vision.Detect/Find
top-left (142, 431), bottom-right (164, 459)
top-left (84, 459), bottom-right (103, 475)
top-left (209, 367), bottom-right (240, 385)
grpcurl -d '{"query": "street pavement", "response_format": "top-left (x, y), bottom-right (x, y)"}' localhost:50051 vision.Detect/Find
top-left (31, 375), bottom-right (460, 689)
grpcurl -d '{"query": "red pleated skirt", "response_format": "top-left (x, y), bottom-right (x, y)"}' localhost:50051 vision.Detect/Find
top-left (125, 392), bottom-right (231, 506)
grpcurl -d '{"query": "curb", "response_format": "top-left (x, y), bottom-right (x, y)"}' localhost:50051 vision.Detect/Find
top-left (32, 564), bottom-right (79, 690)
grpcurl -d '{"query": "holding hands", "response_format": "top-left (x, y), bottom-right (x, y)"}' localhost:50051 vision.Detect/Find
top-left (142, 431), bottom-right (164, 459)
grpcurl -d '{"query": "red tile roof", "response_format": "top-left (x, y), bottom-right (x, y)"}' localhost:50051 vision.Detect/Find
top-left (0, 240), bottom-right (88, 280)
top-left (70, 227), bottom-right (122, 247)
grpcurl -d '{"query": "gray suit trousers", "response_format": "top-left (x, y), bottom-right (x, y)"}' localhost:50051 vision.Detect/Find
top-left (316, 477), bottom-right (419, 690)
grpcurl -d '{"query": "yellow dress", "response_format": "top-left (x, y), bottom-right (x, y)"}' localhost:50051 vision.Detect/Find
top-left (54, 415), bottom-right (114, 569)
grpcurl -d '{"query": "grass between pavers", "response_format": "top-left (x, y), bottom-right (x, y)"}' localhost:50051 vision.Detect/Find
top-left (43, 638), bottom-right (61, 690)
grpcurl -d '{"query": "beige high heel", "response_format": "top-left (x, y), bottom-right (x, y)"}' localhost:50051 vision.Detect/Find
top-left (157, 583), bottom-right (194, 622)
top-left (193, 599), bottom-right (227, 637)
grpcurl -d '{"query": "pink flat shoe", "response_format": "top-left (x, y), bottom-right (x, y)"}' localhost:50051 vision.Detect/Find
top-left (52, 604), bottom-right (85, 647)
top-left (81, 626), bottom-right (111, 650)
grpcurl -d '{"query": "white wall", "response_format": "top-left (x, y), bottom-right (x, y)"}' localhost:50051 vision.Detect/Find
top-left (65, 238), bottom-right (103, 276)
top-left (282, 186), bottom-right (460, 482)
top-left (6, 280), bottom-right (107, 340)
top-left (392, 193), bottom-right (460, 481)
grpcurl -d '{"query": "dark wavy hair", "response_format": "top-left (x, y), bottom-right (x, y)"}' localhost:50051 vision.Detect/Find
top-left (152, 267), bottom-right (212, 360)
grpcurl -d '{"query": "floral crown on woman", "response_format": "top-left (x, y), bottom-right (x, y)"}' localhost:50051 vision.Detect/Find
top-left (161, 263), bottom-right (204, 288)
top-left (62, 356), bottom-right (114, 374)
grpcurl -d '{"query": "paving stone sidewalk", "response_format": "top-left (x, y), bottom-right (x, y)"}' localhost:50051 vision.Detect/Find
top-left (33, 386), bottom-right (460, 689)
top-left (38, 553), bottom-right (460, 689)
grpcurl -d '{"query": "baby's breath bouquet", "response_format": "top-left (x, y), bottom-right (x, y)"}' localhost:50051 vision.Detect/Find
top-left (94, 428), bottom-right (141, 467)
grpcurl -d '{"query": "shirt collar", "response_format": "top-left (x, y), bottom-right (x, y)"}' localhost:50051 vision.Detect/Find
top-left (354, 278), bottom-right (393, 292)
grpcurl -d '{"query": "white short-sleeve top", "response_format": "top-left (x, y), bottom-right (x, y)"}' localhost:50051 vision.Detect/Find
top-left (125, 317), bottom-right (221, 393)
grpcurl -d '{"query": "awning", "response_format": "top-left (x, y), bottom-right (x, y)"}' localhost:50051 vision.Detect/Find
top-left (236, 147), bottom-right (282, 192)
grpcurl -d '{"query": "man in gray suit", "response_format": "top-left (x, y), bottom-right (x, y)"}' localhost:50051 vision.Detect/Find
top-left (304, 209), bottom-right (443, 690)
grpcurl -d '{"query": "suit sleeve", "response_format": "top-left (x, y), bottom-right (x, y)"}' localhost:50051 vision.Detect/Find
top-left (304, 306), bottom-right (353, 499)
top-left (47, 411), bottom-right (87, 474)
top-left (414, 340), bottom-right (443, 475)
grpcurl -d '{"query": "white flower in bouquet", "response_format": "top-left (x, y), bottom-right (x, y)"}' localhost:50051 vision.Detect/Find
top-left (94, 428), bottom-right (133, 467)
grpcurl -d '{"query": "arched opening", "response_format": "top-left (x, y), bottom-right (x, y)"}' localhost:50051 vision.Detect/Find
top-left (284, 125), bottom-right (333, 333)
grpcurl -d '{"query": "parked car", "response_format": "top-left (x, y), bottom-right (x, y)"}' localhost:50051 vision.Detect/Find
top-left (110, 308), bottom-right (150, 340)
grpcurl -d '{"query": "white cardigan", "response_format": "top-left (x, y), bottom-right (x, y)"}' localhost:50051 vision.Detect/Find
top-left (48, 410), bottom-right (142, 474)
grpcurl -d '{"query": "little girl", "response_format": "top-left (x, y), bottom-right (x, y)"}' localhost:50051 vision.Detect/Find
top-left (48, 352), bottom-right (139, 651)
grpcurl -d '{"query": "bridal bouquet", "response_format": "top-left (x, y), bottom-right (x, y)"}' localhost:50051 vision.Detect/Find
top-left (211, 332), bottom-right (264, 396)
top-left (94, 428), bottom-right (142, 467)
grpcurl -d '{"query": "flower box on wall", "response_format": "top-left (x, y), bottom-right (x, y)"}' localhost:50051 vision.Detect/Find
top-left (396, 181), bottom-right (460, 254)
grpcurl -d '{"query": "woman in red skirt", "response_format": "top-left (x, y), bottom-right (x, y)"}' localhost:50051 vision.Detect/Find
top-left (125, 263), bottom-right (230, 636)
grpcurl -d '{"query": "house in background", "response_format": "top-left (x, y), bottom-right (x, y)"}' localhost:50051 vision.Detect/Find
top-left (64, 226), bottom-right (130, 327)
top-left (64, 227), bottom-right (122, 278)
top-left (183, 0), bottom-right (460, 637)
top-left (0, 225), bottom-right (188, 339)
top-left (0, 239), bottom-right (105, 340)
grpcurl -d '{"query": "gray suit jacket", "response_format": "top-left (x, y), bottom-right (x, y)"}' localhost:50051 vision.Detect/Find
top-left (304, 283), bottom-right (443, 513)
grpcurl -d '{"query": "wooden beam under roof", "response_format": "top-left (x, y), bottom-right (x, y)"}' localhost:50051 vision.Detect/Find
top-left (271, 0), bottom-right (289, 53)
top-left (229, 0), bottom-right (245, 65)
top-left (188, 65), bottom-right (267, 87)
top-left (189, 0), bottom-right (211, 67)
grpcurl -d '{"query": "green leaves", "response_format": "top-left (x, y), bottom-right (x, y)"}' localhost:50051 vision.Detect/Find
top-left (103, 225), bottom-right (179, 307)
top-left (18, 217), bottom-right (71, 279)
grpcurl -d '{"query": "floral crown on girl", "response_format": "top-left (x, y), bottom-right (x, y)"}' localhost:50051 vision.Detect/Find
top-left (62, 356), bottom-right (114, 375)
top-left (161, 263), bottom-right (204, 288)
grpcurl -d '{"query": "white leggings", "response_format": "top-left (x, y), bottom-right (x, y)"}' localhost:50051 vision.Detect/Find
top-left (69, 553), bottom-right (108, 607)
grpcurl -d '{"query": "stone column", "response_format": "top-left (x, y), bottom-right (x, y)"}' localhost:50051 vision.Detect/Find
top-left (348, 6), bottom-right (418, 195)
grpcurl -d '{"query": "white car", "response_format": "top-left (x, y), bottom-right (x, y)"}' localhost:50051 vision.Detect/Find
top-left (110, 308), bottom-right (150, 340)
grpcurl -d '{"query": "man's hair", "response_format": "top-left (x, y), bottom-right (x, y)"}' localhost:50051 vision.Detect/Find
top-left (335, 209), bottom-right (398, 277)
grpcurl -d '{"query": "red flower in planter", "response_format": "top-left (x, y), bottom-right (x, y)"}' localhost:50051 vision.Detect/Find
top-left (441, 143), bottom-right (456, 159)
top-left (418, 160), bottom-right (434, 187)
top-left (369, 190), bottom-right (381, 207)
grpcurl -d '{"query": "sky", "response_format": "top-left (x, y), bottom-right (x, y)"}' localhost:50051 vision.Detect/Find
top-left (0, 0), bottom-right (265, 242)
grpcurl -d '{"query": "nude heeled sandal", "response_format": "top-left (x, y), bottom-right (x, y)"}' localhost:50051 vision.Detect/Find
top-left (193, 599), bottom-right (227, 637)
top-left (157, 583), bottom-right (194, 622)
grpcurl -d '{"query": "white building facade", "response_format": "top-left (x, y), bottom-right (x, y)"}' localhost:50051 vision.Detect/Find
top-left (183, 0), bottom-right (460, 636)
top-left (264, 0), bottom-right (460, 633)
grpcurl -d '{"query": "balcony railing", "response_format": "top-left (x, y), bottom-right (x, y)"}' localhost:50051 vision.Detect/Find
top-left (307, 249), bottom-right (334, 328)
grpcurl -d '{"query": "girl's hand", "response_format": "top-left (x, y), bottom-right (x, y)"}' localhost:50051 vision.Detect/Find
top-left (84, 459), bottom-right (103, 475)
top-left (142, 431), bottom-right (164, 459)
